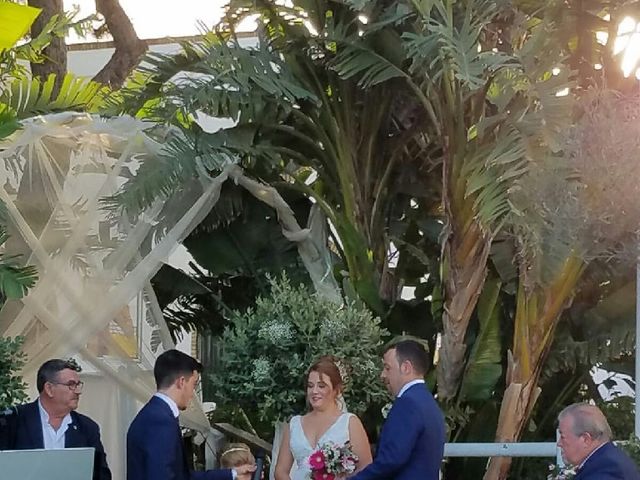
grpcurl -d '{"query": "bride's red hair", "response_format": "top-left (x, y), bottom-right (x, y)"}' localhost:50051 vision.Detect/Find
top-left (307, 356), bottom-right (343, 393)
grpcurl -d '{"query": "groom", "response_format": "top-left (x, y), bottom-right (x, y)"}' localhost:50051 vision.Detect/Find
top-left (350, 340), bottom-right (445, 480)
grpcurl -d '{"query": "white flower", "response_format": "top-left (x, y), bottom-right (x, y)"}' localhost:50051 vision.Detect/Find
top-left (381, 402), bottom-right (393, 419)
top-left (258, 320), bottom-right (295, 344)
top-left (251, 357), bottom-right (272, 382)
top-left (319, 317), bottom-right (347, 341)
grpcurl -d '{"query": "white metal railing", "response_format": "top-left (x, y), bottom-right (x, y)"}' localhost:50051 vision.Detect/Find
top-left (444, 441), bottom-right (563, 466)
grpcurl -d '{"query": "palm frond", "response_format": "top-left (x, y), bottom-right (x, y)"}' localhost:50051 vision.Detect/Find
top-left (464, 125), bottom-right (529, 229)
top-left (102, 123), bottom-right (286, 215)
top-left (329, 21), bottom-right (409, 88)
top-left (110, 34), bottom-right (317, 123)
top-left (1, 74), bottom-right (106, 118)
top-left (0, 253), bottom-right (37, 299)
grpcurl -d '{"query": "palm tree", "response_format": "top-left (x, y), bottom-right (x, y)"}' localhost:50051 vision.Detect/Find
top-left (330, 0), bottom-right (572, 404)
top-left (104, 0), bottom-right (440, 314)
top-left (485, 89), bottom-right (640, 478)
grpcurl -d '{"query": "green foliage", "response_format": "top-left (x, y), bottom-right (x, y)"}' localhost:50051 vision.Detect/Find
top-left (0, 7), bottom-right (95, 86)
top-left (619, 436), bottom-right (640, 467)
top-left (1, 73), bottom-right (107, 118)
top-left (0, 336), bottom-right (27, 409)
top-left (0, 202), bottom-right (38, 299)
top-left (458, 276), bottom-right (503, 402)
top-left (211, 274), bottom-right (389, 428)
top-left (599, 396), bottom-right (635, 440)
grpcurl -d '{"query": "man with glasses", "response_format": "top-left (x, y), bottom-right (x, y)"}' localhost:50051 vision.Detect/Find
top-left (0, 358), bottom-right (111, 480)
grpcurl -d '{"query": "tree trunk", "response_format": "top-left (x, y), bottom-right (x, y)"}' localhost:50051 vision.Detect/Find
top-left (483, 256), bottom-right (584, 480)
top-left (437, 219), bottom-right (492, 400)
top-left (28, 0), bottom-right (67, 95)
top-left (92, 0), bottom-right (146, 89)
top-left (436, 131), bottom-right (493, 401)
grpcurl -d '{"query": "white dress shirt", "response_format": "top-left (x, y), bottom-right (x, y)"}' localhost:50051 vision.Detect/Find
top-left (154, 392), bottom-right (180, 418)
top-left (397, 379), bottom-right (425, 398)
top-left (38, 399), bottom-right (72, 449)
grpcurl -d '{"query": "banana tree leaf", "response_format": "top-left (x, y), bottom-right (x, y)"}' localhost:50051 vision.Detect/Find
top-left (458, 276), bottom-right (503, 402)
top-left (0, 2), bottom-right (41, 49)
top-left (151, 263), bottom-right (211, 310)
top-left (184, 187), bottom-right (311, 276)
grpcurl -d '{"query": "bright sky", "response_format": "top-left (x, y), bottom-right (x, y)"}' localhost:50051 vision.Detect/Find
top-left (64, 0), bottom-right (235, 43)
top-left (62, 2), bottom-right (640, 81)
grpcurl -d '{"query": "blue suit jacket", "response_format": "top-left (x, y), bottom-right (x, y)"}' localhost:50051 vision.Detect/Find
top-left (127, 396), bottom-right (232, 480)
top-left (575, 442), bottom-right (640, 480)
top-left (351, 383), bottom-right (445, 480)
top-left (0, 400), bottom-right (111, 480)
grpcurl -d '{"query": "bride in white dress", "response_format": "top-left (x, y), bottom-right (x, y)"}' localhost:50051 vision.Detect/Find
top-left (274, 356), bottom-right (373, 480)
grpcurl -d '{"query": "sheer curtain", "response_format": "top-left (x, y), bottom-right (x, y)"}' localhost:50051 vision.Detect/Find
top-left (0, 112), bottom-right (341, 479)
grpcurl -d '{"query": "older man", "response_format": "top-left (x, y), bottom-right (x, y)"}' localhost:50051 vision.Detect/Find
top-left (0, 358), bottom-right (111, 480)
top-left (557, 403), bottom-right (640, 480)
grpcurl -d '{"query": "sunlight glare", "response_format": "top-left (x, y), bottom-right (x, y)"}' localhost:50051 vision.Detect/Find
top-left (358, 15), bottom-right (369, 24)
top-left (614, 34), bottom-right (631, 55)
top-left (621, 32), bottom-right (640, 77)
top-left (304, 20), bottom-right (318, 36)
top-left (237, 14), bottom-right (259, 32)
top-left (618, 16), bottom-right (637, 35)
top-left (635, 68), bottom-right (640, 80)
top-left (556, 88), bottom-right (569, 97)
top-left (596, 31), bottom-right (609, 45)
top-left (552, 67), bottom-right (561, 75)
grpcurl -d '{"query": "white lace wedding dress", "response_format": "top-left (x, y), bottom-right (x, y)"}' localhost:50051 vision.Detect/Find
top-left (288, 413), bottom-right (353, 480)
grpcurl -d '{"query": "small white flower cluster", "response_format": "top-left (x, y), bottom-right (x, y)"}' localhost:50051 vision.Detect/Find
top-left (319, 317), bottom-right (347, 341)
top-left (251, 357), bottom-right (272, 382)
top-left (258, 319), bottom-right (295, 344)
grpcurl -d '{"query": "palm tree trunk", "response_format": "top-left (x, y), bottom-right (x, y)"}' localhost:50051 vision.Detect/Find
top-left (437, 218), bottom-right (492, 400)
top-left (28, 0), bottom-right (67, 96)
top-left (484, 256), bottom-right (584, 480)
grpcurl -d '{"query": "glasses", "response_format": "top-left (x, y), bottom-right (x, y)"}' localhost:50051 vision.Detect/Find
top-left (51, 381), bottom-right (84, 392)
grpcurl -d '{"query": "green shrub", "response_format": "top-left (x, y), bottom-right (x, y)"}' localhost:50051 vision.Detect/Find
top-left (0, 336), bottom-right (27, 409)
top-left (211, 274), bottom-right (389, 429)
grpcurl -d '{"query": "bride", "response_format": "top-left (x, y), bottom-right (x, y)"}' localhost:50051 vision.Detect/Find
top-left (274, 356), bottom-right (373, 480)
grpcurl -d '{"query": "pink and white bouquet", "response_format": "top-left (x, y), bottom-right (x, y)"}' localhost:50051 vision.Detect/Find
top-left (307, 441), bottom-right (358, 480)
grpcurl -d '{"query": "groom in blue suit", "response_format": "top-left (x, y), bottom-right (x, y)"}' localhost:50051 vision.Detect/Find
top-left (127, 349), bottom-right (256, 480)
top-left (558, 403), bottom-right (640, 480)
top-left (350, 340), bottom-right (445, 480)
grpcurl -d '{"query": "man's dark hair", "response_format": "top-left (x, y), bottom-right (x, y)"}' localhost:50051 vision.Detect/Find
top-left (154, 349), bottom-right (203, 390)
top-left (385, 339), bottom-right (430, 375)
top-left (37, 359), bottom-right (82, 393)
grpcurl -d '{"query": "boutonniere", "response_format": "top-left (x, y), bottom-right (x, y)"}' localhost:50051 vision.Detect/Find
top-left (381, 402), bottom-right (393, 419)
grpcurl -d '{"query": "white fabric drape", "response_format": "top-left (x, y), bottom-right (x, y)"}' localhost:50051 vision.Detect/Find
top-left (0, 112), bottom-right (340, 479)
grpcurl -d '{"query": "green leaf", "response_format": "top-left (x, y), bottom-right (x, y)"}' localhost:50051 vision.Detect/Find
top-left (459, 276), bottom-right (503, 401)
top-left (1, 74), bottom-right (107, 118)
top-left (0, 2), bottom-right (41, 49)
top-left (0, 257), bottom-right (37, 299)
top-left (0, 106), bottom-right (20, 140)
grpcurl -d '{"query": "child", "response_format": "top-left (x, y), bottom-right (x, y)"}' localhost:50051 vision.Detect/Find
top-left (220, 442), bottom-right (256, 470)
